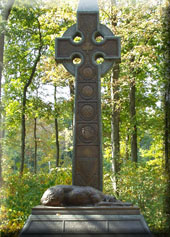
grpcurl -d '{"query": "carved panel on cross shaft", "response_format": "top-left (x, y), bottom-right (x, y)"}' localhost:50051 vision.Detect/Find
top-left (77, 124), bottom-right (98, 144)
top-left (78, 13), bottom-right (98, 36)
top-left (75, 156), bottom-right (99, 187)
top-left (82, 85), bottom-right (94, 97)
top-left (81, 105), bottom-right (94, 119)
top-left (78, 102), bottom-right (97, 121)
top-left (78, 83), bottom-right (97, 100)
top-left (78, 64), bottom-right (97, 81)
top-left (76, 145), bottom-right (99, 158)
top-left (77, 82), bottom-right (98, 101)
top-left (82, 67), bottom-right (94, 79)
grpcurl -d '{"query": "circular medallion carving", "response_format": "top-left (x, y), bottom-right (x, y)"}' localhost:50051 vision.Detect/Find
top-left (80, 105), bottom-right (94, 120)
top-left (81, 86), bottom-right (94, 98)
top-left (81, 126), bottom-right (95, 140)
top-left (79, 125), bottom-right (96, 143)
top-left (83, 67), bottom-right (93, 79)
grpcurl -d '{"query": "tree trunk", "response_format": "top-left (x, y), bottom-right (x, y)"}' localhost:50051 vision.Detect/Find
top-left (55, 118), bottom-right (59, 167)
top-left (109, 1), bottom-right (120, 192)
top-left (20, 88), bottom-right (26, 175)
top-left (68, 78), bottom-right (74, 128)
top-left (34, 117), bottom-right (37, 174)
top-left (125, 128), bottom-right (129, 160)
top-left (20, 42), bottom-right (42, 175)
top-left (111, 63), bottom-right (120, 191)
top-left (54, 85), bottom-right (59, 167)
top-left (0, 0), bottom-right (15, 185)
top-left (130, 79), bottom-right (138, 162)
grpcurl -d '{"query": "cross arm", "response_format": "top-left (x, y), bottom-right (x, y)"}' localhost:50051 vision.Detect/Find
top-left (55, 37), bottom-right (82, 63)
top-left (95, 36), bottom-right (121, 60)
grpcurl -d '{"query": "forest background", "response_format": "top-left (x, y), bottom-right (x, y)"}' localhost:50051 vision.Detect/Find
top-left (0, 0), bottom-right (170, 236)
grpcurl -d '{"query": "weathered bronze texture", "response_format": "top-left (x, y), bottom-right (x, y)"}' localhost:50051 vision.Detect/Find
top-left (55, 0), bottom-right (121, 190)
top-left (40, 185), bottom-right (125, 207)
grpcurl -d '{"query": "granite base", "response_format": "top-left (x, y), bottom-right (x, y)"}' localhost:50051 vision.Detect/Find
top-left (20, 205), bottom-right (152, 236)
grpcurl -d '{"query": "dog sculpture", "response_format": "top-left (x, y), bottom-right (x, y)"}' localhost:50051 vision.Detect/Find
top-left (41, 185), bottom-right (124, 206)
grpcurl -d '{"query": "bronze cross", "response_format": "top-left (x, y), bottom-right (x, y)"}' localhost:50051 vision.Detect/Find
top-left (55, 0), bottom-right (121, 191)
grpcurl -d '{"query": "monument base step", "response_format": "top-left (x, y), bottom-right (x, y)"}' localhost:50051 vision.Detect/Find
top-left (20, 205), bottom-right (152, 236)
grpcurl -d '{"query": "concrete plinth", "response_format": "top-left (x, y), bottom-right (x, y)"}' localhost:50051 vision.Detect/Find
top-left (20, 205), bottom-right (152, 236)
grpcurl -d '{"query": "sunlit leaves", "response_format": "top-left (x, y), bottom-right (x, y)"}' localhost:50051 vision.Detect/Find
top-left (104, 158), bottom-right (167, 232)
top-left (0, 169), bottom-right (72, 235)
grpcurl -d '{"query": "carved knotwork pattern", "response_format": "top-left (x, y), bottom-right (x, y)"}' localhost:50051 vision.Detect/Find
top-left (82, 67), bottom-right (94, 79)
top-left (81, 85), bottom-right (94, 98)
top-left (80, 104), bottom-right (95, 120)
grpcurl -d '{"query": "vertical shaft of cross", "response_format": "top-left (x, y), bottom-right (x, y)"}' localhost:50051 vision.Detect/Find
top-left (73, 1), bottom-right (102, 190)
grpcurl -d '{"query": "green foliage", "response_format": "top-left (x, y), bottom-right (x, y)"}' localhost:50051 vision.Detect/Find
top-left (0, 162), bottom-right (167, 235)
top-left (104, 158), bottom-right (167, 233)
top-left (1, 0), bottom-right (75, 174)
top-left (0, 168), bottom-right (72, 235)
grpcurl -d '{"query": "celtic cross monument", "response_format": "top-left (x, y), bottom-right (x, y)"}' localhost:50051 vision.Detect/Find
top-left (55, 0), bottom-right (120, 191)
top-left (20, 1), bottom-right (152, 235)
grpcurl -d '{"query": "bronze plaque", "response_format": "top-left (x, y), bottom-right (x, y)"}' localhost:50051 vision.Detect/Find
top-left (76, 146), bottom-right (99, 158)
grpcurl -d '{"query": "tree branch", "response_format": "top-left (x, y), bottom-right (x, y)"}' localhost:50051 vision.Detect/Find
top-left (24, 18), bottom-right (43, 90)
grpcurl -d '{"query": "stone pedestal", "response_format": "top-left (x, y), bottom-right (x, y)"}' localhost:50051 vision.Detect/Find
top-left (20, 205), bottom-right (152, 236)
